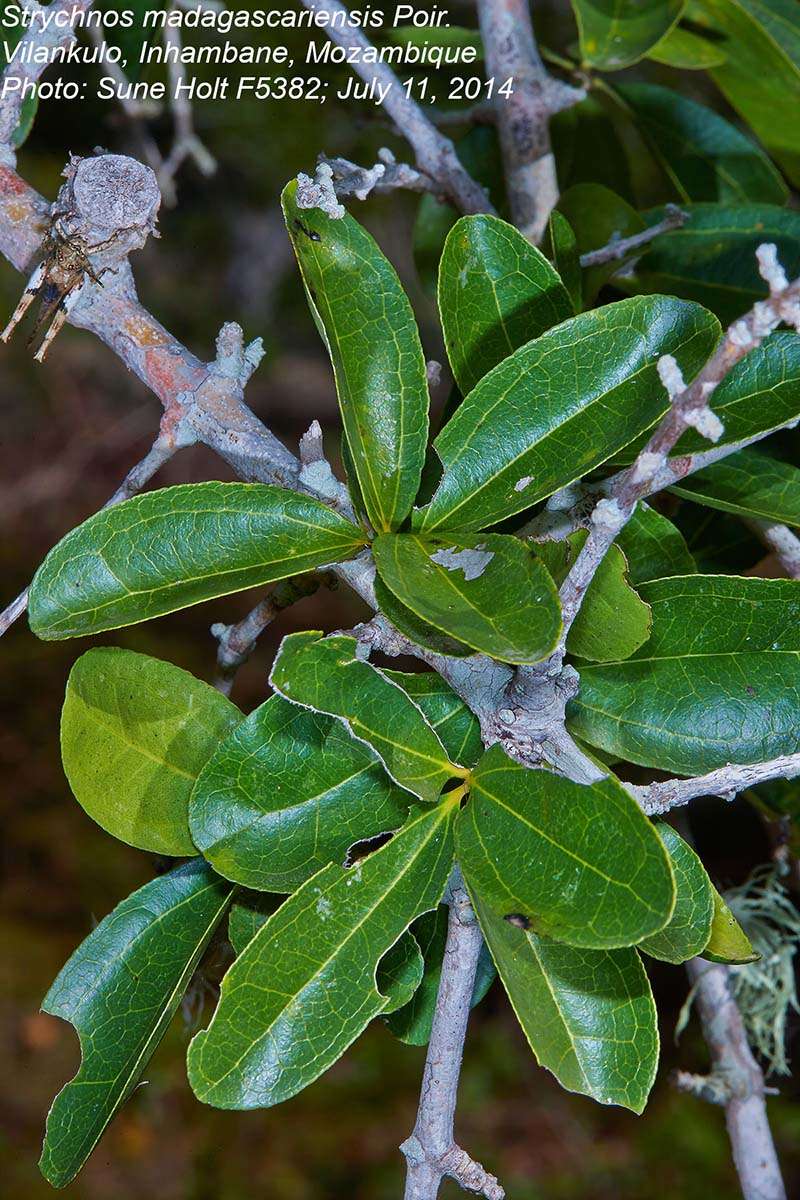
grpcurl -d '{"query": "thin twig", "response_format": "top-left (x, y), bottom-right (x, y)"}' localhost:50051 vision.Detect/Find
top-left (297, 0), bottom-right (491, 214)
top-left (211, 574), bottom-right (325, 695)
top-left (628, 754), bottom-right (800, 815)
top-left (685, 959), bottom-right (786, 1200)
top-left (555, 248), bottom-right (800, 657)
top-left (401, 867), bottom-right (504, 1200)
top-left (578, 204), bottom-right (688, 268)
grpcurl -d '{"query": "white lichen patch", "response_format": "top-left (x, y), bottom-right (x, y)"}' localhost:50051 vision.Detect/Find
top-left (316, 895), bottom-right (333, 918)
top-left (685, 405), bottom-right (724, 443)
top-left (430, 544), bottom-right (494, 581)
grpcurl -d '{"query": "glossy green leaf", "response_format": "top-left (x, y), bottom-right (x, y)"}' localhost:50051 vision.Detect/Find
top-left (228, 892), bottom-right (281, 955)
top-left (373, 575), bottom-right (474, 659)
top-left (615, 83), bottom-right (787, 203)
top-left (373, 532), bottom-right (561, 665)
top-left (40, 861), bottom-right (232, 1188)
top-left (558, 183), bottom-right (645, 305)
top-left (384, 670), bottom-right (484, 768)
top-left (703, 887), bottom-right (759, 963)
top-left (13, 92), bottom-right (38, 149)
top-left (472, 890), bottom-right (658, 1112)
top-left (270, 632), bottom-right (459, 802)
top-left (569, 575), bottom-right (800, 774)
top-left (552, 95), bottom-right (635, 201)
top-left (438, 214), bottom-right (572, 395)
top-left (671, 449), bottom-right (800, 526)
top-left (187, 802), bottom-right (455, 1108)
top-left (616, 503), bottom-right (697, 584)
top-left (376, 932), bottom-right (426, 1014)
top-left (647, 23), bottom-right (728, 66)
top-left (572, 0), bottom-right (685, 68)
top-left (457, 746), bottom-right (675, 949)
top-left (61, 648), bottom-right (241, 856)
top-left (385, 906), bottom-right (495, 1045)
top-left (417, 296), bottom-right (719, 534)
top-left (639, 825), bottom-right (714, 963)
top-left (625, 204), bottom-right (800, 322)
top-left (693, 0), bottom-right (800, 186)
top-left (535, 531), bottom-right (651, 662)
top-left (97, 0), bottom-right (165, 81)
top-left (544, 209), bottom-right (582, 313)
top-left (189, 694), bottom-right (409, 892)
top-left (282, 181), bottom-right (427, 532)
top-left (29, 483), bottom-right (365, 640)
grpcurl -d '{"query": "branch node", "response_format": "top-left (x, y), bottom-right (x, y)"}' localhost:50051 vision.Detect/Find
top-left (296, 161), bottom-right (346, 220)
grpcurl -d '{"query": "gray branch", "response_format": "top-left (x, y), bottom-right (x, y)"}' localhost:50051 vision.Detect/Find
top-left (401, 868), bottom-right (504, 1200)
top-left (476, 0), bottom-right (584, 242)
top-left (211, 573), bottom-right (326, 695)
top-left (578, 204), bottom-right (688, 268)
top-left (686, 960), bottom-right (786, 1200)
top-left (629, 753), bottom-right (800, 815)
top-left (554, 249), bottom-right (800, 658)
top-left (297, 0), bottom-right (491, 214)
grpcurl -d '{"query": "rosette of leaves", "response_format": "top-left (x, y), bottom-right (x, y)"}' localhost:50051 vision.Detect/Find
top-left (31, 188), bottom-right (799, 1190)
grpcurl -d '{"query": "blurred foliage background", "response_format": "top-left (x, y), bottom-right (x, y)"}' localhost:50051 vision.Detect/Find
top-left (2, 2), bottom-right (800, 1196)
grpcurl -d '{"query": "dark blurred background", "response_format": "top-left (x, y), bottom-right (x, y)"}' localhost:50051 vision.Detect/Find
top-left (3, 3), bottom-right (800, 1197)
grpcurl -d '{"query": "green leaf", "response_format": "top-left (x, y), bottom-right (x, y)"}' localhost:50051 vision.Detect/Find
top-left (569, 575), bottom-right (800, 774)
top-left (385, 906), bottom-right (495, 1045)
top-left (189, 694), bottom-right (409, 892)
top-left (187, 802), bottom-right (455, 1108)
top-left (228, 892), bottom-right (281, 955)
top-left (376, 932), bottom-right (426, 1013)
top-left (472, 890), bottom-right (658, 1112)
top-left (544, 210), bottom-right (582, 313)
top-left (61, 648), bottom-right (241, 856)
top-left (383, 670), bottom-right (484, 768)
top-left (373, 575), bottom-right (474, 659)
top-left (639, 825), bottom-right (714, 963)
top-left (28, 483), bottom-right (365, 640)
top-left (614, 82), bottom-right (787, 203)
top-left (703, 887), bottom-right (759, 963)
top-left (616, 503), bottom-right (697, 584)
top-left (282, 181), bottom-right (428, 532)
top-left (416, 295), bottom-right (720, 534)
top-left (456, 745), bottom-right (675, 949)
top-left (692, 0), bottom-right (800, 187)
top-left (13, 91), bottom-right (38, 149)
top-left (647, 23), bottom-right (729, 66)
top-left (270, 632), bottom-right (460, 803)
top-left (552, 95), bottom-right (635, 201)
top-left (557, 183), bottom-right (645, 305)
top-left (97, 0), bottom-right (166, 81)
top-left (40, 861), bottom-right (232, 1188)
top-left (438, 214), bottom-right (572, 395)
top-left (535, 531), bottom-right (651, 662)
top-left (373, 532), bottom-right (561, 665)
top-left (671, 449), bottom-right (800, 526)
top-left (625, 204), bottom-right (800, 323)
top-left (572, 0), bottom-right (685, 68)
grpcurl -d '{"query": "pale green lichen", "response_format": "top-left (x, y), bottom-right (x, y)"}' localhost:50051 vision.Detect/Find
top-left (726, 865), bottom-right (800, 1076)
